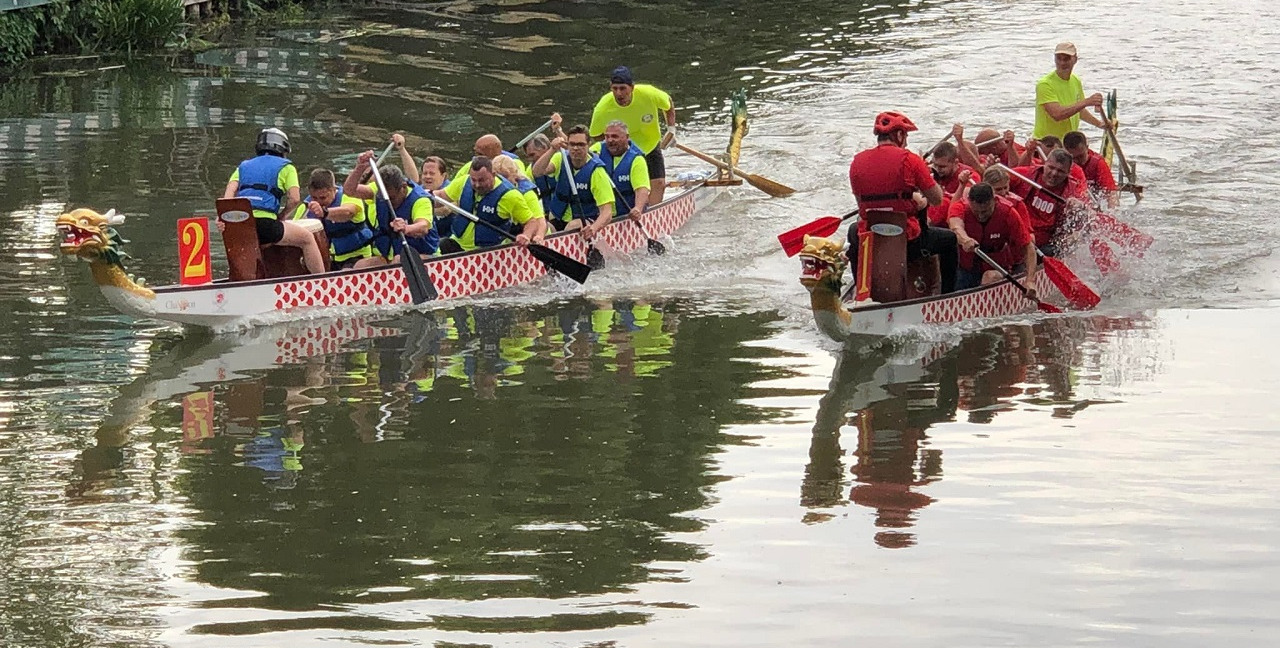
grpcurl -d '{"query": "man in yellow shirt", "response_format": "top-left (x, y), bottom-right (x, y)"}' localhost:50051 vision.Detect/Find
top-left (1034, 42), bottom-right (1106, 140)
top-left (589, 66), bottom-right (676, 204)
top-left (435, 155), bottom-right (543, 254)
top-left (590, 120), bottom-right (651, 219)
top-left (530, 125), bottom-right (616, 240)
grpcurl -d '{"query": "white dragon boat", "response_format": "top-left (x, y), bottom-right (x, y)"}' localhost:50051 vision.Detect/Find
top-left (797, 235), bottom-right (1064, 344)
top-left (58, 98), bottom-right (752, 332)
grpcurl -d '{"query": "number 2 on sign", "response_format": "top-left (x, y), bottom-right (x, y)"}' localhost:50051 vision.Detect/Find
top-left (178, 217), bottom-right (212, 285)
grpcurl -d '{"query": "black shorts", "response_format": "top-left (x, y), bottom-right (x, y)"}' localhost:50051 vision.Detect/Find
top-left (255, 216), bottom-right (285, 245)
top-left (644, 147), bottom-right (665, 179)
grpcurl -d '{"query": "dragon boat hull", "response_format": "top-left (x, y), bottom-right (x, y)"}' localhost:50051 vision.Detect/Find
top-left (812, 272), bottom-right (1062, 343)
top-left (73, 175), bottom-right (721, 331)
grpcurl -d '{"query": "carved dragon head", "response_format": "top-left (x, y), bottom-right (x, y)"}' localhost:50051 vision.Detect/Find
top-left (57, 208), bottom-right (128, 265)
top-left (798, 234), bottom-right (847, 293)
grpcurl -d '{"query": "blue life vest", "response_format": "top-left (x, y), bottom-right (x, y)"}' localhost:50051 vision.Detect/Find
top-left (302, 189), bottom-right (373, 256)
top-left (373, 182), bottom-right (439, 257)
top-left (596, 142), bottom-right (643, 211)
top-left (534, 174), bottom-right (555, 212)
top-left (549, 155), bottom-right (606, 222)
top-left (235, 154), bottom-right (291, 217)
top-left (453, 178), bottom-right (516, 248)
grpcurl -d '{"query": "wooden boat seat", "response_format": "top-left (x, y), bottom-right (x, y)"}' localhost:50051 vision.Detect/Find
top-left (216, 198), bottom-right (331, 281)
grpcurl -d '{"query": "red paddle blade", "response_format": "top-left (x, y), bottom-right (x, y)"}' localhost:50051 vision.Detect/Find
top-left (1090, 238), bottom-right (1120, 276)
top-left (779, 216), bottom-right (841, 256)
top-left (1037, 300), bottom-right (1064, 314)
top-left (1041, 256), bottom-right (1100, 309)
top-left (1095, 212), bottom-right (1153, 256)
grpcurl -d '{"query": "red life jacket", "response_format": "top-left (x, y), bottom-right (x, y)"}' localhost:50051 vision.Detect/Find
top-left (1012, 166), bottom-right (1086, 246)
top-left (849, 142), bottom-right (929, 240)
top-left (955, 197), bottom-right (1030, 272)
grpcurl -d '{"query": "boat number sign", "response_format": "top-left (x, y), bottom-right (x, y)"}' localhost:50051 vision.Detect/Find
top-left (178, 217), bottom-right (212, 286)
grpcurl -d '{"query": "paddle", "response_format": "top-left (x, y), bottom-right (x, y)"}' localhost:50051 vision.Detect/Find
top-left (428, 194), bottom-right (592, 285)
top-left (1037, 250), bottom-right (1100, 309)
top-left (375, 141), bottom-right (395, 165)
top-left (515, 119), bottom-right (554, 150)
top-left (594, 154), bottom-right (665, 255)
top-left (369, 157), bottom-right (438, 304)
top-left (972, 248), bottom-right (1061, 314)
top-left (993, 163), bottom-right (1152, 255)
top-left (673, 142), bottom-right (795, 198)
top-left (921, 133), bottom-right (952, 161)
top-left (779, 208), bottom-right (856, 257)
top-left (559, 149), bottom-right (606, 269)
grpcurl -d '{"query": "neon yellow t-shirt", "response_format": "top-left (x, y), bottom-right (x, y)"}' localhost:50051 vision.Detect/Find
top-left (589, 84), bottom-right (672, 154)
top-left (545, 151), bottom-right (615, 216)
top-left (229, 163), bottom-right (299, 220)
top-left (442, 178), bottom-right (534, 250)
top-left (1034, 71), bottom-right (1085, 140)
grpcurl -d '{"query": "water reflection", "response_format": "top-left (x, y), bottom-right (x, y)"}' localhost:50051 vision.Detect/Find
top-left (57, 298), bottom-right (773, 637)
top-left (805, 317), bottom-right (1153, 548)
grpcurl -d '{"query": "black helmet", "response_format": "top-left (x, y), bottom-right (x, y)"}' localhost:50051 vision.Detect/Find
top-left (256, 127), bottom-right (290, 156)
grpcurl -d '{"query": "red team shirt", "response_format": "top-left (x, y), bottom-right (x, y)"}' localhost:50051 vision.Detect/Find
top-left (1008, 165), bottom-right (1088, 246)
top-left (849, 142), bottom-right (937, 241)
top-left (947, 196), bottom-right (1032, 272)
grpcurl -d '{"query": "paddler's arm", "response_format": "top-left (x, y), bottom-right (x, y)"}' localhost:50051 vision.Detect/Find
top-left (393, 134), bottom-right (420, 184)
top-left (280, 186), bottom-right (301, 221)
top-left (921, 183), bottom-right (944, 206)
top-left (630, 154), bottom-right (651, 215)
top-left (222, 180), bottom-right (239, 199)
top-left (1042, 92), bottom-right (1104, 123)
top-left (322, 201), bottom-right (359, 222)
top-left (530, 139), bottom-right (563, 178)
top-left (343, 151), bottom-right (378, 200)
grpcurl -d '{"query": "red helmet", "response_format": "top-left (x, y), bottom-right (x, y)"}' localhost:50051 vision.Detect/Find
top-left (873, 111), bottom-right (918, 135)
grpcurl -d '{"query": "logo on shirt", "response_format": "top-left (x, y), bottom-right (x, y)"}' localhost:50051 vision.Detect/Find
top-left (617, 174), bottom-right (630, 182)
top-left (641, 114), bottom-right (654, 123)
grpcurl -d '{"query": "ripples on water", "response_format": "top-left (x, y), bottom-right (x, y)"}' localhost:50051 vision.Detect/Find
top-left (3, 0), bottom-right (1280, 645)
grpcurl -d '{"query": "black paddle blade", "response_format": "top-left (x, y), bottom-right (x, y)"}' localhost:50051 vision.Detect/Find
top-left (529, 243), bottom-right (591, 284)
top-left (646, 238), bottom-right (667, 255)
top-left (399, 241), bottom-right (437, 304)
top-left (586, 246), bottom-right (606, 270)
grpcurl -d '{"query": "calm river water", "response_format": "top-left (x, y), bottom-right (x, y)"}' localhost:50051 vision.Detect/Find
top-left (2, 0), bottom-right (1279, 646)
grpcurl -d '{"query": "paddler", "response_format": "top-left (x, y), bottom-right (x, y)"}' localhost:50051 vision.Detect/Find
top-left (1034, 42), bottom-right (1107, 140)
top-left (530, 125), bottom-right (615, 239)
top-left (946, 182), bottom-right (1038, 293)
top-left (1007, 148), bottom-right (1090, 256)
top-left (589, 66), bottom-right (676, 204)
top-left (220, 128), bottom-right (325, 274)
top-left (453, 134), bottom-right (528, 184)
top-left (342, 151), bottom-right (439, 266)
top-left (491, 155), bottom-right (548, 230)
top-left (847, 111), bottom-right (957, 294)
top-left (590, 120), bottom-right (651, 219)
top-left (433, 155), bottom-right (542, 254)
top-left (293, 168), bottom-right (374, 270)
top-left (1063, 130), bottom-right (1118, 207)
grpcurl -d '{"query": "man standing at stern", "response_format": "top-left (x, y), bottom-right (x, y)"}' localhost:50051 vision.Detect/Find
top-left (590, 66), bottom-right (676, 205)
top-left (1034, 42), bottom-right (1107, 141)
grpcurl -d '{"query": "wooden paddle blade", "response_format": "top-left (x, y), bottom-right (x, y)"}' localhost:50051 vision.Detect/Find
top-left (529, 243), bottom-right (591, 284)
top-left (1041, 256), bottom-right (1100, 309)
top-left (745, 172), bottom-right (796, 198)
top-left (779, 216), bottom-right (842, 256)
top-left (399, 240), bottom-right (437, 304)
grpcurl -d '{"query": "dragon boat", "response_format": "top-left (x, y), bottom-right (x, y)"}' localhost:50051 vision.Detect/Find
top-left (797, 234), bottom-right (1063, 344)
top-left (58, 96), bottom-right (751, 332)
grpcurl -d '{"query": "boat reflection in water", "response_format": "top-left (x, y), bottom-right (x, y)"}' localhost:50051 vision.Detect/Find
top-left (805, 316), bottom-right (1153, 548)
top-left (70, 297), bottom-right (788, 636)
